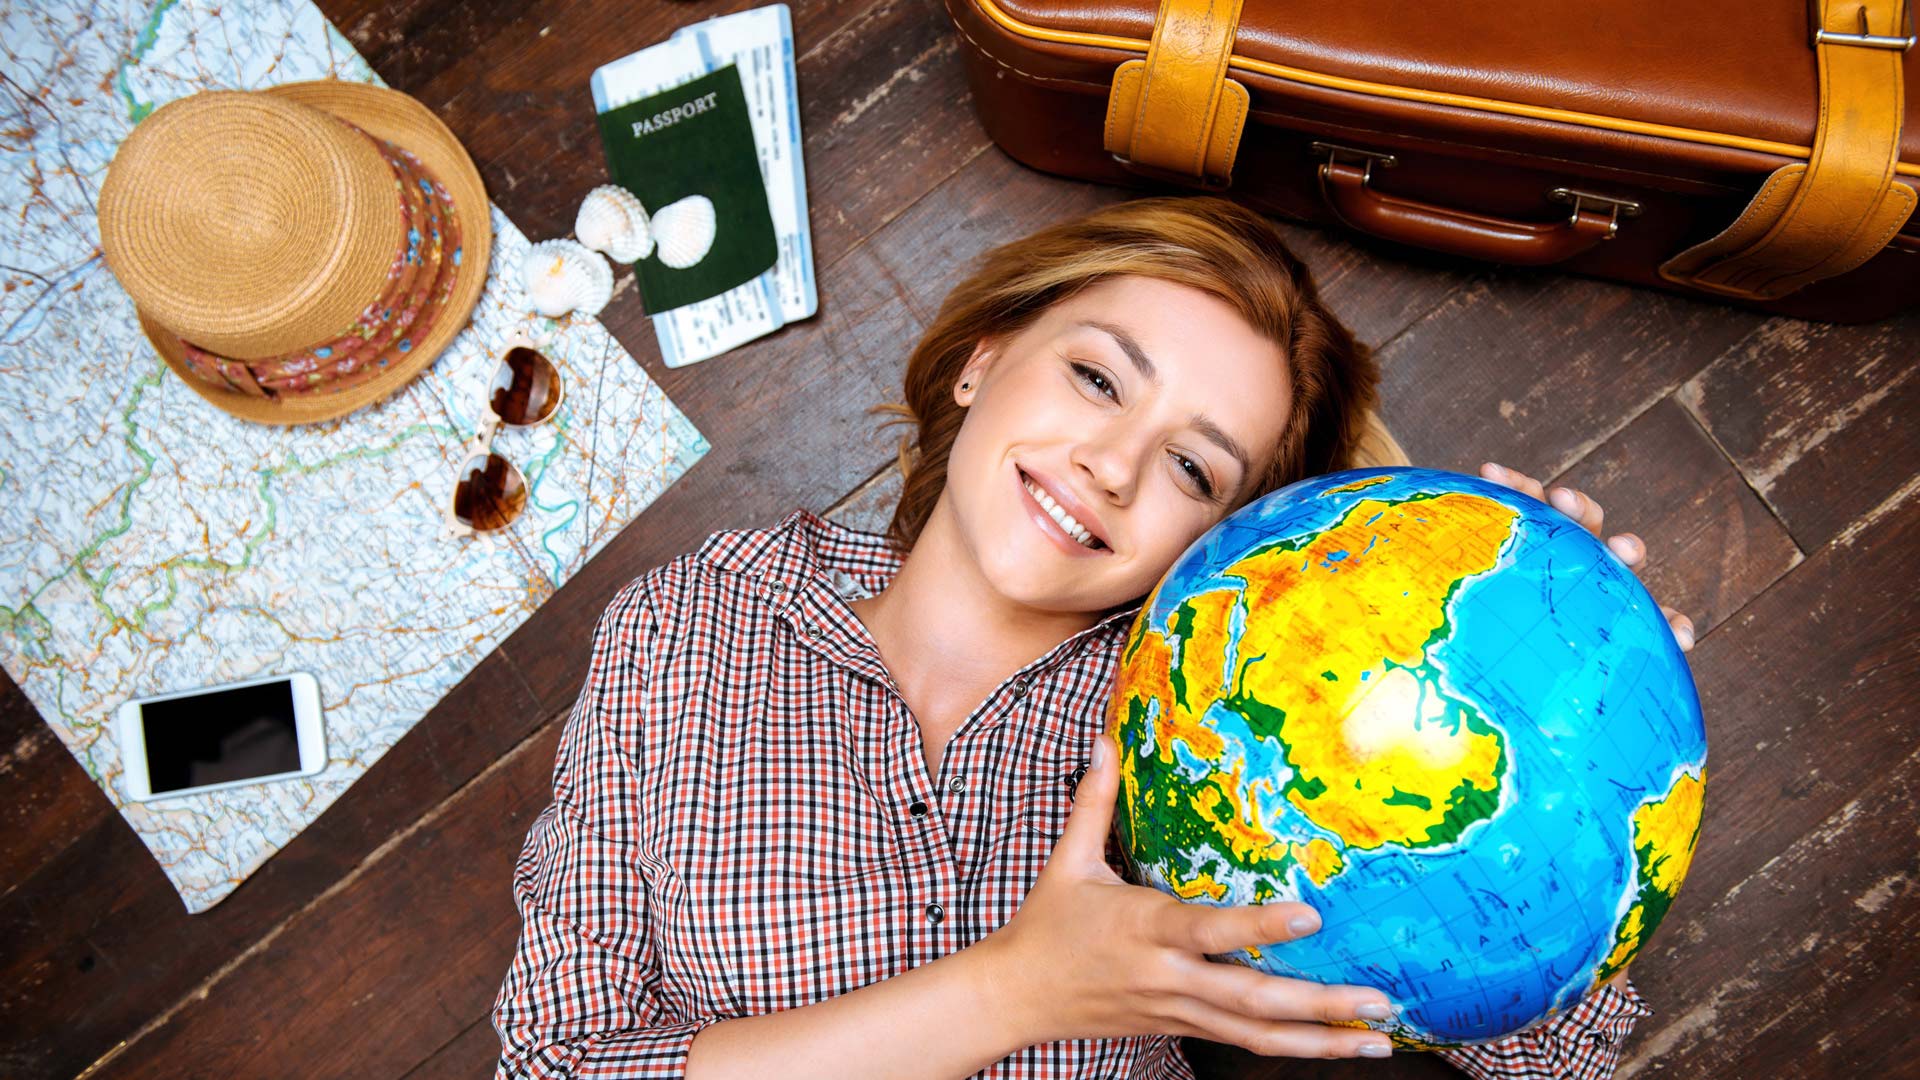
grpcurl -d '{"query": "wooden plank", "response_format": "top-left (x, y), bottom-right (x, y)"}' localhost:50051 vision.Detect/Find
top-left (399, 1014), bottom-right (503, 1080)
top-left (788, 0), bottom-right (994, 266)
top-left (0, 650), bottom-right (544, 1080)
top-left (0, 665), bottom-right (110, 891)
top-left (864, 143), bottom-right (1126, 324)
top-left (323, 0), bottom-right (537, 90)
top-left (1677, 310), bottom-right (1920, 552)
top-left (1619, 483), bottom-right (1920, 1076)
top-left (824, 461), bottom-right (906, 537)
top-left (1639, 482), bottom-right (1919, 944)
top-left (1375, 274), bottom-right (1769, 479)
top-left (81, 717), bottom-right (567, 1080)
top-left (1244, 227), bottom-right (1477, 353)
top-left (864, 144), bottom-right (1472, 352)
top-left (1546, 397), bottom-right (1803, 637)
top-left (1622, 752), bottom-right (1920, 1078)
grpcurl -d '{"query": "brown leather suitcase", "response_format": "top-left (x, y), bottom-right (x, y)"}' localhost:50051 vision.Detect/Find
top-left (946, 0), bottom-right (1920, 323)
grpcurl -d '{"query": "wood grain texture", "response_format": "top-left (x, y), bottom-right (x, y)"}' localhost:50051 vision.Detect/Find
top-left (1677, 310), bottom-right (1920, 553)
top-left (1375, 270), bottom-right (1770, 480)
top-left (0, 665), bottom-right (111, 889)
top-left (0, 650), bottom-right (543, 1079)
top-left (1546, 398), bottom-right (1803, 637)
top-left (1622, 487), bottom-right (1920, 1078)
top-left (399, 1013), bottom-right (509, 1080)
top-left (82, 718), bottom-right (567, 1080)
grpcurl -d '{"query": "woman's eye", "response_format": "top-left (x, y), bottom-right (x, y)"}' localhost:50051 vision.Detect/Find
top-left (1070, 361), bottom-right (1117, 401)
top-left (1173, 452), bottom-right (1217, 499)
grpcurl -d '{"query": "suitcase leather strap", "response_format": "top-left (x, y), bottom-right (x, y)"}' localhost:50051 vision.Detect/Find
top-left (1103, 0), bottom-right (1249, 188)
top-left (1658, 0), bottom-right (1916, 299)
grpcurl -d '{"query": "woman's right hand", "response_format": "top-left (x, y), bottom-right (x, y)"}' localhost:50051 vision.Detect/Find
top-left (974, 730), bottom-right (1397, 1060)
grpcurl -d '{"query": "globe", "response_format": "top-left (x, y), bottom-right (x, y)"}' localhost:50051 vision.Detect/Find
top-left (1106, 466), bottom-right (1707, 1048)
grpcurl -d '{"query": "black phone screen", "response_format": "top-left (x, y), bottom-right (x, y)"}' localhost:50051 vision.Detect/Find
top-left (142, 680), bottom-right (303, 793)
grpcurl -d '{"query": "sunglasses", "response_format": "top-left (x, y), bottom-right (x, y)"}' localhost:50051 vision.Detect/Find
top-left (444, 339), bottom-right (565, 535)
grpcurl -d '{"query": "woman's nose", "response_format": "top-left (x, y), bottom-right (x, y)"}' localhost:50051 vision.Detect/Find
top-left (1070, 430), bottom-right (1143, 503)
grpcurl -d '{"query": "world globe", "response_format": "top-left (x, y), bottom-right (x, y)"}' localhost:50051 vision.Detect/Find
top-left (1106, 467), bottom-right (1707, 1047)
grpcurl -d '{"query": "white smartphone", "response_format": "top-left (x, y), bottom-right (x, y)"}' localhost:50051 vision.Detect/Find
top-left (116, 671), bottom-right (327, 802)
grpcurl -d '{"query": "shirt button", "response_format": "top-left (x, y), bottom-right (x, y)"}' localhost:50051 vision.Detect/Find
top-left (925, 903), bottom-right (945, 925)
top-left (909, 800), bottom-right (929, 817)
top-left (1067, 764), bottom-right (1087, 795)
top-left (805, 624), bottom-right (823, 639)
top-left (948, 775), bottom-right (966, 794)
top-left (1012, 677), bottom-right (1031, 699)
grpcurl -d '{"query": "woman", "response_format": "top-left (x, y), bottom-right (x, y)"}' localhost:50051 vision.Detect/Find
top-left (492, 197), bottom-right (1691, 1078)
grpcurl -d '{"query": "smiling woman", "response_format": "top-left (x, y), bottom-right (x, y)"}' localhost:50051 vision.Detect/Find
top-left (493, 195), bottom-right (1666, 1080)
top-left (875, 197), bottom-right (1380, 567)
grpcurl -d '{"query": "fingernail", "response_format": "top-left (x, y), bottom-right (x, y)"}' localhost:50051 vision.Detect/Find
top-left (1676, 625), bottom-right (1695, 650)
top-left (1550, 487), bottom-right (1580, 513)
top-left (1092, 736), bottom-right (1108, 769)
top-left (1484, 462), bottom-right (1506, 477)
top-left (1357, 1041), bottom-right (1393, 1058)
top-left (1607, 535), bottom-right (1635, 560)
top-left (1356, 1002), bottom-right (1394, 1020)
top-left (1288, 913), bottom-right (1320, 936)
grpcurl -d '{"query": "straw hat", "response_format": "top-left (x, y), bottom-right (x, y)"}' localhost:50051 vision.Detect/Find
top-left (97, 82), bottom-right (492, 426)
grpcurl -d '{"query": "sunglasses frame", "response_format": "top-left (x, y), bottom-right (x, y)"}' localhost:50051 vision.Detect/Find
top-left (443, 333), bottom-right (566, 537)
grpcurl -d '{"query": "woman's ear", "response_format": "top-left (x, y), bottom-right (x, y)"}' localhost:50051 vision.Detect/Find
top-left (955, 337), bottom-right (996, 407)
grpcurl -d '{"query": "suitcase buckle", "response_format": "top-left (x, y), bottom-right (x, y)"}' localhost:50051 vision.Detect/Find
top-left (1808, 0), bottom-right (1915, 50)
top-left (1548, 189), bottom-right (1643, 239)
top-left (1310, 142), bottom-right (1398, 185)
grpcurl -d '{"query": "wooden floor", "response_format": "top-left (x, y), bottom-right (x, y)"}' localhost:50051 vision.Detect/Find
top-left (6, 1), bottom-right (1917, 1077)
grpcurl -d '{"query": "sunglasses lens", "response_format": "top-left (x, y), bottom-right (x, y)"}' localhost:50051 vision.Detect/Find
top-left (452, 452), bottom-right (527, 532)
top-left (491, 346), bottom-right (560, 425)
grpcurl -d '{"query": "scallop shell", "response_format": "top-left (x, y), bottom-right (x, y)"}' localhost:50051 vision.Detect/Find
top-left (575, 184), bottom-right (653, 263)
top-left (518, 238), bottom-right (613, 318)
top-left (651, 194), bottom-right (717, 269)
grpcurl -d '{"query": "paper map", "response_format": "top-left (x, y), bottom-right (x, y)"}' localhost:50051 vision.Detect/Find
top-left (0, 0), bottom-right (709, 912)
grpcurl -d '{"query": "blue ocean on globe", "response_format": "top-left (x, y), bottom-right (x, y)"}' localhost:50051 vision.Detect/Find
top-left (1109, 467), bottom-right (1708, 1046)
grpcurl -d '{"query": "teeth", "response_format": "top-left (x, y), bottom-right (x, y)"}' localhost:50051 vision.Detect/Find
top-left (1023, 474), bottom-right (1099, 549)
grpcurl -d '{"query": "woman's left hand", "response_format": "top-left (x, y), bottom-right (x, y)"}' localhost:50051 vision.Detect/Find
top-left (1478, 462), bottom-right (1695, 652)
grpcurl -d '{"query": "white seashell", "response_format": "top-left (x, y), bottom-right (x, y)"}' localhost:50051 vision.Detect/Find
top-left (518, 238), bottom-right (613, 318)
top-left (651, 194), bottom-right (717, 269)
top-left (575, 184), bottom-right (653, 263)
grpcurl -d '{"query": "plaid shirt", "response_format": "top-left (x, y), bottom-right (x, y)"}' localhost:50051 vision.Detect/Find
top-left (492, 509), bottom-right (1652, 1078)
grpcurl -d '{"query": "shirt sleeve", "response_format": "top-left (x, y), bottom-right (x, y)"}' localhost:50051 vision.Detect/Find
top-left (1436, 978), bottom-right (1653, 1080)
top-left (492, 575), bottom-right (725, 1078)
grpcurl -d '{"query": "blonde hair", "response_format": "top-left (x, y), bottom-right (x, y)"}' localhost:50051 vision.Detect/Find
top-left (874, 195), bottom-right (1380, 553)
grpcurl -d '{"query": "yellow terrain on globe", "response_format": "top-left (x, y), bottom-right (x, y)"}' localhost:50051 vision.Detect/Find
top-left (1113, 490), bottom-right (1523, 897)
top-left (1593, 767), bottom-right (1707, 985)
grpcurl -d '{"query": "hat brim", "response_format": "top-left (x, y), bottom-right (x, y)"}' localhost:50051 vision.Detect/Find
top-left (137, 80), bottom-right (493, 427)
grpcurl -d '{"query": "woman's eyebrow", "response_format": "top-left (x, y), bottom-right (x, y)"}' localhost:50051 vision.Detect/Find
top-left (1079, 319), bottom-right (1252, 481)
top-left (1080, 320), bottom-right (1158, 384)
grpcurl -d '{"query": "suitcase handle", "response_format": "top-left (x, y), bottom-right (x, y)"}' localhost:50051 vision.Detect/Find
top-left (1317, 156), bottom-right (1624, 266)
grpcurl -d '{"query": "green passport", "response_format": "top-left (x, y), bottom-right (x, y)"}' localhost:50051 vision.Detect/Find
top-left (595, 64), bottom-right (778, 315)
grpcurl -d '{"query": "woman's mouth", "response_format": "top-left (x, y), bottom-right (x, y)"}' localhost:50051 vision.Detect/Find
top-left (1017, 467), bottom-right (1109, 555)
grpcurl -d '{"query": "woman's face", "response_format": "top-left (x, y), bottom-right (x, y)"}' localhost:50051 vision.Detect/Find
top-left (941, 274), bottom-right (1292, 615)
